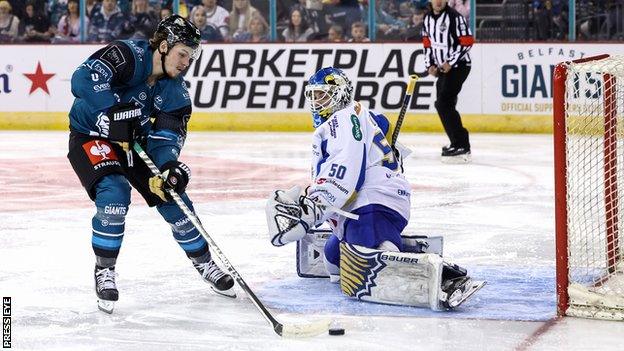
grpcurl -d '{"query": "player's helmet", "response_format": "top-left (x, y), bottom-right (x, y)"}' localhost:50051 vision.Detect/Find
top-left (304, 67), bottom-right (354, 128)
top-left (154, 14), bottom-right (202, 60)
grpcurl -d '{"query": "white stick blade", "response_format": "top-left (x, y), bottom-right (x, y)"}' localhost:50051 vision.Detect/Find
top-left (280, 319), bottom-right (332, 338)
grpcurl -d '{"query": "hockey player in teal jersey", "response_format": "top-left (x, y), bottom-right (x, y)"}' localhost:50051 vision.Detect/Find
top-left (67, 15), bottom-right (235, 313)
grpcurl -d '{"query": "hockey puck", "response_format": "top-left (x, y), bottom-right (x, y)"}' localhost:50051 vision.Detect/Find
top-left (328, 328), bottom-right (345, 336)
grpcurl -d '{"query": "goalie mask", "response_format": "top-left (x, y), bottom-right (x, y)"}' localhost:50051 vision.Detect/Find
top-left (304, 67), bottom-right (354, 128)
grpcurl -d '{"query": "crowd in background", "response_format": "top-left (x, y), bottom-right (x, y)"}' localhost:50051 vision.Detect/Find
top-left (0, 0), bottom-right (622, 44)
top-left (532, 0), bottom-right (623, 40)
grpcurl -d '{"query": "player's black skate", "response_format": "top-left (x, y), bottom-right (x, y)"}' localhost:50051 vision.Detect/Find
top-left (94, 265), bottom-right (118, 314)
top-left (194, 260), bottom-right (236, 298)
top-left (441, 146), bottom-right (471, 164)
top-left (440, 276), bottom-right (486, 309)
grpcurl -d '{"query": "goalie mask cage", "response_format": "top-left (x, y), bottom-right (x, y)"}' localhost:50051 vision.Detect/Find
top-left (554, 54), bottom-right (624, 320)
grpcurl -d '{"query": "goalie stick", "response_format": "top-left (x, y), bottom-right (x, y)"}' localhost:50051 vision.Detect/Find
top-left (133, 143), bottom-right (333, 338)
top-left (390, 75), bottom-right (419, 147)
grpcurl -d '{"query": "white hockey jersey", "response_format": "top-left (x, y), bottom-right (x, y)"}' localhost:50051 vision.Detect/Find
top-left (308, 101), bottom-right (412, 237)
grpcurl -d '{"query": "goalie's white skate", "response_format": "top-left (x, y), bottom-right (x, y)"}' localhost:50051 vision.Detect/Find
top-left (441, 277), bottom-right (486, 309)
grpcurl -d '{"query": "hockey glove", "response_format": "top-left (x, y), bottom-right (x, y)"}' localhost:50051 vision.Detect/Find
top-left (104, 102), bottom-right (142, 151)
top-left (266, 186), bottom-right (324, 247)
top-left (148, 161), bottom-right (191, 201)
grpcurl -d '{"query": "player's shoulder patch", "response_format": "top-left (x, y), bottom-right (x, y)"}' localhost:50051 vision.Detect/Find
top-left (100, 43), bottom-right (127, 71)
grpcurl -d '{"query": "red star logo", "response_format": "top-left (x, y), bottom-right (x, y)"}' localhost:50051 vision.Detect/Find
top-left (23, 62), bottom-right (55, 95)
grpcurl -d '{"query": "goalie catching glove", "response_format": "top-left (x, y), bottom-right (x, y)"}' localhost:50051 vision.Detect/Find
top-left (149, 160), bottom-right (191, 201)
top-left (266, 186), bottom-right (324, 247)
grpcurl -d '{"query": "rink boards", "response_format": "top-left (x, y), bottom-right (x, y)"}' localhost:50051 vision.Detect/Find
top-left (1, 43), bottom-right (623, 132)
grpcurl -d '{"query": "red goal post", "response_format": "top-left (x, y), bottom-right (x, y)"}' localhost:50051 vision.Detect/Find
top-left (554, 54), bottom-right (624, 320)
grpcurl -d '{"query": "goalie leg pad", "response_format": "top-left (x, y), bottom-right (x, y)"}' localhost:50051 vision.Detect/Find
top-left (296, 230), bottom-right (332, 278)
top-left (401, 235), bottom-right (444, 256)
top-left (339, 242), bottom-right (444, 310)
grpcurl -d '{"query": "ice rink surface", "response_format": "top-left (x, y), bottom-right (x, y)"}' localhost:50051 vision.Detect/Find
top-left (1, 131), bottom-right (623, 350)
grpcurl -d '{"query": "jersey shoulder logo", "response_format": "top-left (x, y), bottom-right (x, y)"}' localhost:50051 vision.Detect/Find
top-left (101, 45), bottom-right (126, 71)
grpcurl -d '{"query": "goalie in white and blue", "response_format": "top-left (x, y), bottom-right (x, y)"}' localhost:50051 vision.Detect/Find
top-left (265, 67), bottom-right (486, 310)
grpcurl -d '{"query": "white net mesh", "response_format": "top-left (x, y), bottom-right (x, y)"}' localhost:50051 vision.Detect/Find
top-left (563, 55), bottom-right (624, 319)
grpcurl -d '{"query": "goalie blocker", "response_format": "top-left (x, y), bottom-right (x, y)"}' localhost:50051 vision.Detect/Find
top-left (297, 231), bottom-right (485, 310)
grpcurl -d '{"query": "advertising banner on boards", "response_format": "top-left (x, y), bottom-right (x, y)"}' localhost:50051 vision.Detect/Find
top-left (0, 43), bottom-right (622, 118)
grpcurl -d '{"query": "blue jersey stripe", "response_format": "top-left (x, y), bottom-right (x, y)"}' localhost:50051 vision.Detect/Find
top-left (355, 144), bottom-right (367, 192)
top-left (316, 139), bottom-right (329, 176)
top-left (92, 235), bottom-right (123, 250)
top-left (179, 239), bottom-right (207, 252)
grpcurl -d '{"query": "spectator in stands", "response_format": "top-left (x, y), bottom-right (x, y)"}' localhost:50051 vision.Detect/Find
top-left (203, 0), bottom-right (229, 39)
top-left (49, 0), bottom-right (68, 27)
top-left (54, 0), bottom-right (88, 42)
top-left (190, 4), bottom-right (224, 41)
top-left (282, 7), bottom-right (314, 42)
top-left (348, 21), bottom-right (369, 42)
top-left (323, 0), bottom-right (361, 35)
top-left (289, 0), bottom-right (325, 34)
top-left (121, 0), bottom-right (158, 39)
top-left (185, 0), bottom-right (202, 13)
top-left (533, 0), bottom-right (550, 40)
top-left (6, 0), bottom-right (25, 19)
top-left (576, 0), bottom-right (601, 40)
top-left (86, 0), bottom-right (98, 18)
top-left (233, 12), bottom-right (267, 42)
top-left (229, 0), bottom-right (264, 40)
top-left (357, 0), bottom-right (405, 40)
top-left (550, 0), bottom-right (568, 40)
top-left (148, 0), bottom-right (162, 12)
top-left (402, 6), bottom-right (424, 41)
top-left (19, 0), bottom-right (53, 42)
top-left (448, 0), bottom-right (469, 24)
top-left (159, 6), bottom-right (172, 21)
top-left (397, 1), bottom-right (415, 25)
top-left (88, 0), bottom-right (126, 42)
top-left (0, 0), bottom-right (19, 42)
top-left (327, 23), bottom-right (343, 41)
top-left (412, 0), bottom-right (428, 9)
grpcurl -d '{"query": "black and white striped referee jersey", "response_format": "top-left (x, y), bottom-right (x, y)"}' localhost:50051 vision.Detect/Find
top-left (421, 5), bottom-right (474, 68)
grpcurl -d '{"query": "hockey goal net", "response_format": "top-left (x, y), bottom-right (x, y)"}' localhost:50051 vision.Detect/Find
top-left (554, 54), bottom-right (624, 320)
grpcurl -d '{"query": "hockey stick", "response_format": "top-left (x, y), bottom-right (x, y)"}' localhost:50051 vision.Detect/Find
top-left (390, 75), bottom-right (419, 147)
top-left (133, 143), bottom-right (332, 338)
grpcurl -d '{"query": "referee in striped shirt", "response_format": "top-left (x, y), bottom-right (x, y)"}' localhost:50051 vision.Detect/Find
top-left (422, 0), bottom-right (474, 162)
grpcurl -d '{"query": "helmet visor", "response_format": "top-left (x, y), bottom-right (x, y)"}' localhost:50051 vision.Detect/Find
top-left (188, 44), bottom-right (202, 61)
top-left (304, 84), bottom-right (340, 113)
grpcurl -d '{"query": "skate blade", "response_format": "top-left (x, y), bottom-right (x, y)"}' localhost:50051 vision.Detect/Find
top-left (210, 285), bottom-right (237, 299)
top-left (453, 280), bottom-right (486, 308)
top-left (441, 154), bottom-right (471, 164)
top-left (97, 299), bottom-right (115, 314)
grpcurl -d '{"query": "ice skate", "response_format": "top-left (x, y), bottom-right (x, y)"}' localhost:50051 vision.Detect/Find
top-left (441, 147), bottom-right (471, 164)
top-left (95, 266), bottom-right (118, 314)
top-left (194, 260), bottom-right (236, 298)
top-left (440, 276), bottom-right (486, 309)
